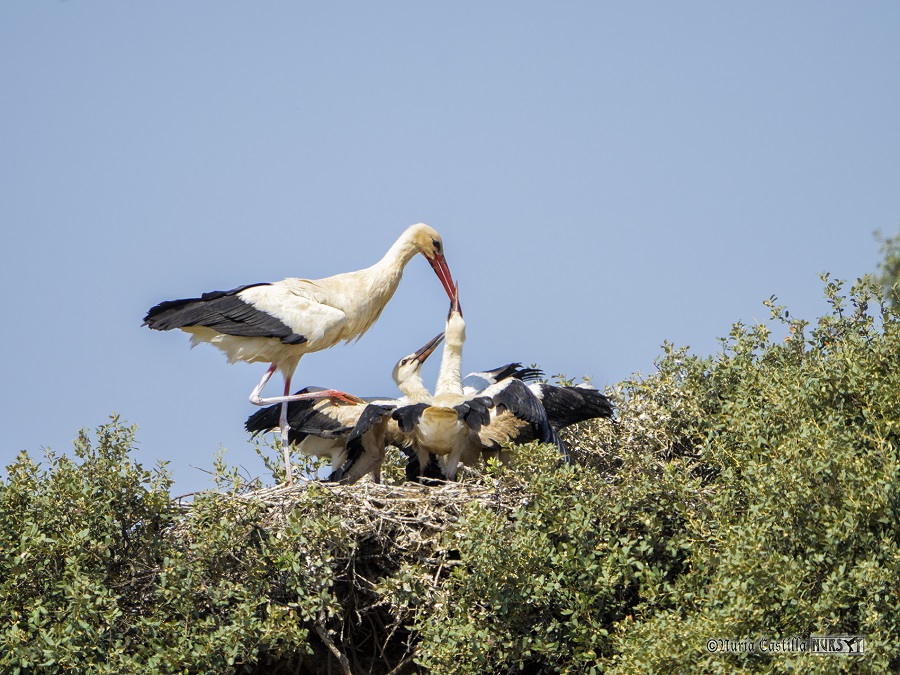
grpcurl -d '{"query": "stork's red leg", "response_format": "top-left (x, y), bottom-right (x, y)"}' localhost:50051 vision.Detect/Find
top-left (251, 383), bottom-right (365, 407)
top-left (249, 363), bottom-right (278, 406)
top-left (249, 364), bottom-right (362, 485)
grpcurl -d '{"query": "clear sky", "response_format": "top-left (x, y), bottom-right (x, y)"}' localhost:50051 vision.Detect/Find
top-left (2, 2), bottom-right (898, 495)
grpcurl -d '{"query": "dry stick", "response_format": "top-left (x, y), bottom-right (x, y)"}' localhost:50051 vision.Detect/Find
top-left (315, 624), bottom-right (352, 675)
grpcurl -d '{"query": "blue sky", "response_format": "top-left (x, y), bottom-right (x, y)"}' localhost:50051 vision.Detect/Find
top-left (2, 3), bottom-right (898, 495)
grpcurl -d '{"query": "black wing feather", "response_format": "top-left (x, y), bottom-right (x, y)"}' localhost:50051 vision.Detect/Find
top-left (454, 396), bottom-right (494, 431)
top-left (330, 403), bottom-right (397, 482)
top-left (143, 283), bottom-right (307, 344)
top-left (491, 378), bottom-right (556, 446)
top-left (481, 363), bottom-right (545, 384)
top-left (537, 385), bottom-right (614, 429)
top-left (549, 426), bottom-right (573, 464)
top-left (392, 403), bottom-right (431, 433)
top-left (245, 387), bottom-right (352, 445)
top-left (344, 403), bottom-right (397, 464)
top-left (493, 379), bottom-right (547, 427)
top-left (245, 387), bottom-right (327, 434)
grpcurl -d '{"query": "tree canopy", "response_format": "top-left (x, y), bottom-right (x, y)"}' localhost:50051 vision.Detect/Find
top-left (2, 270), bottom-right (899, 674)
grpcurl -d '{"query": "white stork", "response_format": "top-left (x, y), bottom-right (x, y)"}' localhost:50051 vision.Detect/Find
top-left (465, 364), bottom-right (614, 446)
top-left (392, 296), bottom-right (557, 481)
top-left (405, 363), bottom-right (615, 478)
top-left (461, 363), bottom-right (544, 395)
top-left (244, 332), bottom-right (445, 484)
top-left (143, 223), bottom-right (455, 484)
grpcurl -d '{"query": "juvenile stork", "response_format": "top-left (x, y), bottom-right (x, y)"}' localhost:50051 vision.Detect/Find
top-left (407, 364), bottom-right (614, 477)
top-left (244, 332), bottom-right (445, 484)
top-left (393, 295), bottom-right (556, 481)
top-left (461, 363), bottom-right (544, 395)
top-left (143, 223), bottom-right (455, 484)
top-left (467, 363), bottom-right (613, 455)
top-left (526, 381), bottom-right (614, 436)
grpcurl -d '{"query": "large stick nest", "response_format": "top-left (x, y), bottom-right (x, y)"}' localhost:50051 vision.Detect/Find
top-left (167, 468), bottom-right (537, 674)
top-left (244, 471), bottom-right (531, 544)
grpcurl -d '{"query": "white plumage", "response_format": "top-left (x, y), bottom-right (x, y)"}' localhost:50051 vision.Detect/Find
top-left (393, 297), bottom-right (555, 481)
top-left (244, 332), bottom-right (445, 484)
top-left (144, 223), bottom-right (456, 484)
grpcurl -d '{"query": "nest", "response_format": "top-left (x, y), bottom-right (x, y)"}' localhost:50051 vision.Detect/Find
top-left (245, 471), bottom-right (529, 542)
top-left (167, 468), bottom-right (535, 674)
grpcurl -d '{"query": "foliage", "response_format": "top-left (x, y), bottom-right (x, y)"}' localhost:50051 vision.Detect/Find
top-left (0, 419), bottom-right (175, 673)
top-left (594, 274), bottom-right (900, 674)
top-left (2, 273), bottom-right (900, 673)
top-left (875, 229), bottom-right (900, 307)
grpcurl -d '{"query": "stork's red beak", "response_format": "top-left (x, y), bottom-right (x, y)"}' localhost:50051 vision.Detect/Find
top-left (428, 253), bottom-right (456, 303)
top-left (414, 331), bottom-right (445, 363)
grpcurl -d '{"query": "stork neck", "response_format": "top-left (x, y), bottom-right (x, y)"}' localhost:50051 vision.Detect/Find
top-left (375, 229), bottom-right (421, 277)
top-left (353, 231), bottom-right (420, 310)
top-left (435, 339), bottom-right (463, 397)
top-left (398, 373), bottom-right (433, 403)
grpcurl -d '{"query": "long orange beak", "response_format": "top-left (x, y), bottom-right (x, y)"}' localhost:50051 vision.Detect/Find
top-left (428, 253), bottom-right (456, 302)
top-left (414, 331), bottom-right (445, 363)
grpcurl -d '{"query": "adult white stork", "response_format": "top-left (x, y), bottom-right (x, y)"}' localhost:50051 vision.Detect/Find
top-left (392, 296), bottom-right (557, 481)
top-left (143, 223), bottom-right (456, 484)
top-left (244, 332), bottom-right (445, 484)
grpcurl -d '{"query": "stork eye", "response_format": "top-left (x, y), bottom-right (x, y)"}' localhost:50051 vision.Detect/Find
top-left (432, 238), bottom-right (442, 253)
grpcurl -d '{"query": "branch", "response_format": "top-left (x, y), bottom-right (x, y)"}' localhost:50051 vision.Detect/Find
top-left (315, 623), bottom-right (352, 675)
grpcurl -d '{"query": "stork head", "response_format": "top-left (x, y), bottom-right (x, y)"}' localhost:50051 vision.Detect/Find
top-left (405, 223), bottom-right (456, 302)
top-left (392, 331), bottom-right (444, 393)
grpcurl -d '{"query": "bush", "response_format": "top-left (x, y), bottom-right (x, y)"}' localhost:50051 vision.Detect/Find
top-left (2, 273), bottom-right (899, 673)
top-left (0, 419), bottom-right (175, 672)
top-left (596, 275), bottom-right (900, 674)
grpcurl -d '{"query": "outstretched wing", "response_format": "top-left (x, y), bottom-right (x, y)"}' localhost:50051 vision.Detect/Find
top-left (535, 384), bottom-right (614, 429)
top-left (469, 378), bottom-right (557, 455)
top-left (492, 379), bottom-right (551, 439)
top-left (244, 387), bottom-right (358, 446)
top-left (245, 387), bottom-right (333, 434)
top-left (463, 363), bottom-right (544, 394)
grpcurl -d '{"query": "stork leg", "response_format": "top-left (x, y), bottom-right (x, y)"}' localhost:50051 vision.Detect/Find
top-left (248, 363), bottom-right (363, 486)
top-left (249, 364), bottom-right (364, 407)
top-left (280, 377), bottom-right (293, 486)
top-left (442, 455), bottom-right (461, 482)
top-left (249, 363), bottom-right (278, 405)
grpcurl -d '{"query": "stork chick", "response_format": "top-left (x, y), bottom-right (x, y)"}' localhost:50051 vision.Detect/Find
top-left (245, 332), bottom-right (445, 483)
top-left (393, 293), bottom-right (555, 480)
